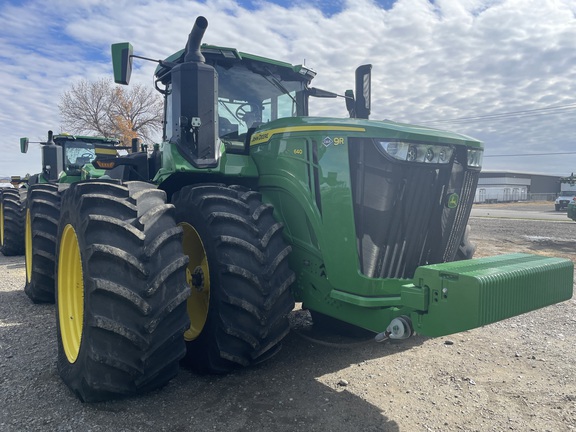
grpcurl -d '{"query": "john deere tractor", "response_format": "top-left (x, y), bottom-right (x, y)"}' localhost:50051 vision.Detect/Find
top-left (19, 131), bottom-right (120, 303)
top-left (50, 16), bottom-right (573, 402)
top-left (0, 176), bottom-right (27, 256)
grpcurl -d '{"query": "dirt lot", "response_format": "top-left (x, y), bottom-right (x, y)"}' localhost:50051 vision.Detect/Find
top-left (1, 202), bottom-right (575, 431)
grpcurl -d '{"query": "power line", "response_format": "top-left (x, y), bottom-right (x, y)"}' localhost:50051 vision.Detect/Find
top-left (484, 151), bottom-right (576, 158)
top-left (420, 102), bottom-right (576, 125)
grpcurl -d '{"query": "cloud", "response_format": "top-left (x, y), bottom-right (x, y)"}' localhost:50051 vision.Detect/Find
top-left (0, 0), bottom-right (575, 178)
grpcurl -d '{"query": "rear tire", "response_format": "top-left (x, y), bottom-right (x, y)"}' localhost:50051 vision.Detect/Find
top-left (1, 188), bottom-right (26, 256)
top-left (24, 183), bottom-right (62, 303)
top-left (55, 180), bottom-right (190, 402)
top-left (172, 184), bottom-right (295, 373)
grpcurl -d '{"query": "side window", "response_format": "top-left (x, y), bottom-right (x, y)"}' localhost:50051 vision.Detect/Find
top-left (277, 92), bottom-right (296, 118)
top-left (262, 99), bottom-right (272, 123)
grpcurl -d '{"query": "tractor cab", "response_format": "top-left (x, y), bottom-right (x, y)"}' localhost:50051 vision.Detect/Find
top-left (20, 131), bottom-right (120, 184)
top-left (153, 45), bottom-right (316, 156)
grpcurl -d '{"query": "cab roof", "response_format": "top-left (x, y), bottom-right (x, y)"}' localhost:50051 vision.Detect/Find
top-left (53, 134), bottom-right (120, 145)
top-left (155, 44), bottom-right (316, 84)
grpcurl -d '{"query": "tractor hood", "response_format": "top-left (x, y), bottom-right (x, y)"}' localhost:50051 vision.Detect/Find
top-left (249, 116), bottom-right (483, 150)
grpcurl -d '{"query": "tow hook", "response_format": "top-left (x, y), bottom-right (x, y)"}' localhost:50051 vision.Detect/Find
top-left (375, 316), bottom-right (413, 342)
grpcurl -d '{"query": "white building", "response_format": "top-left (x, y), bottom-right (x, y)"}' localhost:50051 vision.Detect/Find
top-left (475, 171), bottom-right (560, 203)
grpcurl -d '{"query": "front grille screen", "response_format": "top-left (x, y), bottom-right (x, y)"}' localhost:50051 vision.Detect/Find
top-left (349, 138), bottom-right (478, 279)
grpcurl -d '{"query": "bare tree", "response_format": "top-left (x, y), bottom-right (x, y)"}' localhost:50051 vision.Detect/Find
top-left (59, 78), bottom-right (163, 146)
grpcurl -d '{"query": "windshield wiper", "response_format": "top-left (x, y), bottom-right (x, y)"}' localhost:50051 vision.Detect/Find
top-left (218, 100), bottom-right (241, 123)
top-left (262, 67), bottom-right (299, 109)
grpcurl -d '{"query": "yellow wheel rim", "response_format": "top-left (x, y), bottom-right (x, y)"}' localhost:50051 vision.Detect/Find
top-left (180, 222), bottom-right (210, 341)
top-left (0, 201), bottom-right (4, 247)
top-left (58, 224), bottom-right (84, 363)
top-left (25, 209), bottom-right (32, 283)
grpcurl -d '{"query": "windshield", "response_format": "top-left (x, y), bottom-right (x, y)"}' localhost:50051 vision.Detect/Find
top-left (64, 141), bottom-right (96, 173)
top-left (163, 61), bottom-right (308, 146)
top-left (215, 63), bottom-right (306, 140)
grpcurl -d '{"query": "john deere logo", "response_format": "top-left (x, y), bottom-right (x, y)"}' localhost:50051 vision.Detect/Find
top-left (447, 193), bottom-right (459, 209)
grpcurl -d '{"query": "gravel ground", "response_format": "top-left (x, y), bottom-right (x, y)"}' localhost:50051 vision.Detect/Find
top-left (1, 203), bottom-right (575, 431)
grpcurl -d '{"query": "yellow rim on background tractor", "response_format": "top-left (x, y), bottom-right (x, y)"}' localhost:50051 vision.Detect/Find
top-left (180, 222), bottom-right (210, 341)
top-left (25, 209), bottom-right (32, 283)
top-left (58, 224), bottom-right (84, 363)
top-left (0, 202), bottom-right (4, 246)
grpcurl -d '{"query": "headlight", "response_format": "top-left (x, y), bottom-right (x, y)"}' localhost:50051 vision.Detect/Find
top-left (378, 141), bottom-right (454, 164)
top-left (467, 148), bottom-right (483, 168)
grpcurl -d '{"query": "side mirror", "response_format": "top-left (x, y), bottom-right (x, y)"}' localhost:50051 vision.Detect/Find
top-left (20, 137), bottom-right (29, 154)
top-left (345, 89), bottom-right (355, 117)
top-left (111, 42), bottom-right (134, 85)
top-left (354, 64), bottom-right (372, 119)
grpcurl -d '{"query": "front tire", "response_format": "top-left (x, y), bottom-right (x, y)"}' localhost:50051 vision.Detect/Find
top-left (172, 184), bottom-right (295, 373)
top-left (55, 180), bottom-right (190, 402)
top-left (1, 188), bottom-right (26, 256)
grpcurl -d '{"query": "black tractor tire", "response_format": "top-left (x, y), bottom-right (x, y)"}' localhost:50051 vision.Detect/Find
top-left (172, 184), bottom-right (295, 374)
top-left (455, 224), bottom-right (476, 261)
top-left (24, 183), bottom-right (62, 303)
top-left (1, 188), bottom-right (27, 256)
top-left (55, 180), bottom-right (190, 402)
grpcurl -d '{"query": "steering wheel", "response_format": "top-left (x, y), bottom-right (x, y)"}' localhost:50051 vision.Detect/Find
top-left (235, 103), bottom-right (255, 121)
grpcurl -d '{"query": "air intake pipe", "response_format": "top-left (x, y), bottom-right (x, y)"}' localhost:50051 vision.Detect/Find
top-left (170, 16), bottom-right (218, 168)
top-left (184, 16), bottom-right (208, 63)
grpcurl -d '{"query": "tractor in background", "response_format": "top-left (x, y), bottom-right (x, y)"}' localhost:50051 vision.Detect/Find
top-left (0, 176), bottom-right (27, 256)
top-left (49, 16), bottom-right (572, 402)
top-left (19, 131), bottom-right (120, 303)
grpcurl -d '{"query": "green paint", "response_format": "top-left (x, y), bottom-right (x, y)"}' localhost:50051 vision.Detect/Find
top-left (108, 27), bottom-right (572, 338)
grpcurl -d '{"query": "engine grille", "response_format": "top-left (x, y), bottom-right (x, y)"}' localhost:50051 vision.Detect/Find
top-left (349, 138), bottom-right (479, 279)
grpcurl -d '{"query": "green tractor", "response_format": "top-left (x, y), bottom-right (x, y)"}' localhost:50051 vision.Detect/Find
top-left (19, 131), bottom-right (120, 303)
top-left (0, 176), bottom-right (27, 256)
top-left (51, 16), bottom-right (573, 402)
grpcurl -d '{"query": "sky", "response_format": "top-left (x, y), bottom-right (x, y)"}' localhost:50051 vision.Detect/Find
top-left (1, 0), bottom-right (576, 178)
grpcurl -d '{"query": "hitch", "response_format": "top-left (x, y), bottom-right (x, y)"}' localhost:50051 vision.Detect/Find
top-left (375, 316), bottom-right (413, 342)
